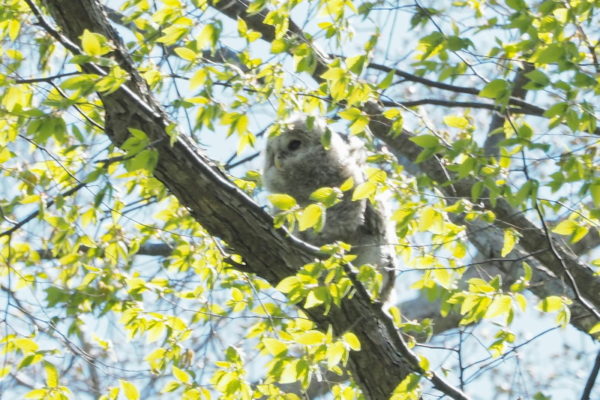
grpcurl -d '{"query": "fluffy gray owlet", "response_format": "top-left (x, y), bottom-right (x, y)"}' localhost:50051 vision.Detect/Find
top-left (263, 115), bottom-right (396, 302)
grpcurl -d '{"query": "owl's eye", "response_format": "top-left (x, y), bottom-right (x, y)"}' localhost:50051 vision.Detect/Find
top-left (287, 139), bottom-right (301, 151)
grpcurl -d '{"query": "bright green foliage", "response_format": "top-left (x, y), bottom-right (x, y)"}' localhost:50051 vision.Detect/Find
top-left (0, 0), bottom-right (598, 399)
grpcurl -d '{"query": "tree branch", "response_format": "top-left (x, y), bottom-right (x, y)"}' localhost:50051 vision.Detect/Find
top-left (369, 62), bottom-right (546, 116)
top-left (581, 350), bottom-right (600, 400)
top-left (383, 97), bottom-right (539, 116)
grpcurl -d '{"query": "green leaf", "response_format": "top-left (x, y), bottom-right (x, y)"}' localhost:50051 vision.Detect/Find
top-left (295, 330), bottom-right (326, 345)
top-left (552, 220), bottom-right (577, 236)
top-left (14, 338), bottom-right (39, 354)
top-left (271, 38), bottom-right (288, 53)
top-left (443, 115), bottom-right (469, 129)
top-left (531, 43), bottom-right (565, 64)
top-left (536, 296), bottom-right (564, 312)
top-left (268, 194), bottom-right (297, 211)
top-left (276, 276), bottom-right (301, 293)
top-left (262, 338), bottom-right (288, 356)
top-left (410, 134), bottom-right (439, 148)
top-left (310, 187), bottom-right (341, 207)
top-left (120, 380), bottom-right (140, 400)
top-left (80, 29), bottom-right (111, 56)
top-left (433, 268), bottom-right (452, 289)
top-left (174, 47), bottom-right (197, 61)
top-left (122, 128), bottom-right (149, 153)
top-left (484, 295), bottom-right (512, 319)
top-left (44, 362), bottom-right (59, 388)
top-left (352, 181), bottom-right (377, 201)
top-left (501, 229), bottom-right (518, 257)
top-left (304, 287), bottom-right (327, 308)
top-left (524, 70), bottom-right (550, 89)
top-left (173, 366), bottom-right (191, 384)
top-left (378, 69), bottom-right (395, 89)
top-left (189, 70), bottom-right (207, 91)
top-left (479, 79), bottom-right (510, 100)
top-left (310, 187), bottom-right (333, 202)
top-left (418, 206), bottom-right (442, 232)
top-left (197, 23), bottom-right (220, 50)
top-left (340, 176), bottom-right (354, 192)
top-left (506, 0), bottom-right (526, 10)
top-left (161, 381), bottom-right (181, 393)
top-left (343, 332), bottom-right (361, 351)
top-left (347, 55), bottom-right (366, 74)
top-left (126, 149), bottom-right (158, 172)
top-left (514, 293), bottom-right (527, 312)
top-left (326, 341), bottom-right (345, 369)
top-left (298, 204), bottom-right (323, 231)
top-left (590, 183), bottom-right (600, 207)
top-left (279, 359), bottom-right (299, 384)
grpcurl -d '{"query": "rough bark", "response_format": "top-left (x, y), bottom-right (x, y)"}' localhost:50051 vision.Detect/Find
top-left (37, 1), bottom-right (469, 398)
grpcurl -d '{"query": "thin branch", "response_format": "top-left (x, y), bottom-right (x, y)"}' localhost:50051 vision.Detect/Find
top-left (0, 144), bottom-right (135, 239)
top-left (368, 62), bottom-right (480, 95)
top-left (368, 62), bottom-right (545, 115)
top-left (13, 71), bottom-right (80, 84)
top-left (225, 151), bottom-right (260, 170)
top-left (581, 350), bottom-right (600, 400)
top-left (518, 147), bottom-right (600, 320)
top-left (382, 98), bottom-right (538, 115)
top-left (0, 181), bottom-right (87, 238)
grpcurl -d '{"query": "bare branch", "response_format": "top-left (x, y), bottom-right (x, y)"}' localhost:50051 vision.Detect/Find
top-left (369, 62), bottom-right (545, 116)
top-left (382, 97), bottom-right (539, 116)
top-left (581, 350), bottom-right (600, 400)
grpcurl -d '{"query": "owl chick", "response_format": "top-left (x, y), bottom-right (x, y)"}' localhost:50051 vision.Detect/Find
top-left (263, 115), bottom-right (396, 302)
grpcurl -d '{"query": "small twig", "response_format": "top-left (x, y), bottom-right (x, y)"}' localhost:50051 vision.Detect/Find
top-left (225, 151), bottom-right (260, 170)
top-left (458, 328), bottom-right (465, 392)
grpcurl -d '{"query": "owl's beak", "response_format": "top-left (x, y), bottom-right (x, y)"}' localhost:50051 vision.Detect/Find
top-left (274, 155), bottom-right (282, 170)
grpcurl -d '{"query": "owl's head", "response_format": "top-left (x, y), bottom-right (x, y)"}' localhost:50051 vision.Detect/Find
top-left (263, 115), bottom-right (329, 170)
top-left (262, 114), bottom-right (365, 197)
